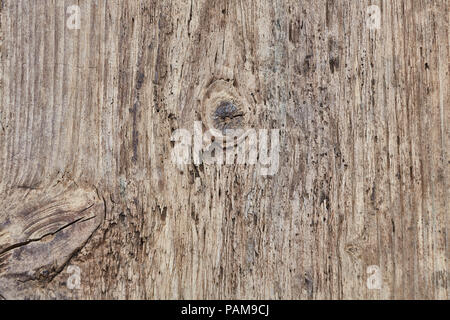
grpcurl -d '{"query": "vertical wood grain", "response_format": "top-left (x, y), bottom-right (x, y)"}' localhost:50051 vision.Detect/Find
top-left (0, 0), bottom-right (448, 299)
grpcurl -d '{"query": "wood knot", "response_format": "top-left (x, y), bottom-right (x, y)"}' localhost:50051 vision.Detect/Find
top-left (212, 101), bottom-right (244, 134)
top-left (201, 79), bottom-right (254, 147)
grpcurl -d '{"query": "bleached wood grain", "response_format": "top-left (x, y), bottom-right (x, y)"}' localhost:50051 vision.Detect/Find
top-left (0, 0), bottom-right (448, 299)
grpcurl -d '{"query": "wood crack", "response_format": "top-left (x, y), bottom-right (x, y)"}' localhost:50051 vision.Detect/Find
top-left (0, 204), bottom-right (95, 257)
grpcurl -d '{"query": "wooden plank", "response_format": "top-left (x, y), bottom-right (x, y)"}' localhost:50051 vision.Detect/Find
top-left (0, 0), bottom-right (448, 299)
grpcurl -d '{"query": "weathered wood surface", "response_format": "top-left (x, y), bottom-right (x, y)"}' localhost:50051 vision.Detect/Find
top-left (0, 0), bottom-right (448, 299)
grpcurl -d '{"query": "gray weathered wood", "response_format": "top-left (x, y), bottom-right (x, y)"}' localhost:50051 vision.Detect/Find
top-left (0, 0), bottom-right (448, 299)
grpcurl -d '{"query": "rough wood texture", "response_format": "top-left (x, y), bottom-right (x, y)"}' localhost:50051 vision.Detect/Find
top-left (0, 0), bottom-right (448, 299)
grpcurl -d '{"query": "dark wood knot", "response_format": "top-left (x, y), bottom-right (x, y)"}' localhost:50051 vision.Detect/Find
top-left (212, 101), bottom-right (244, 134)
